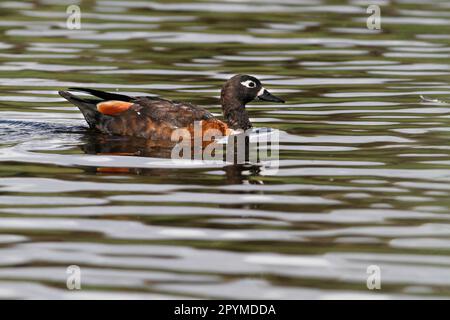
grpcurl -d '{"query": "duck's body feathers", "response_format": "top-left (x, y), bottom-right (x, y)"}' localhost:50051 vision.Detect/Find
top-left (59, 89), bottom-right (222, 140)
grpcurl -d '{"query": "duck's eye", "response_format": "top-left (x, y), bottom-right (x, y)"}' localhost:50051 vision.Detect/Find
top-left (241, 80), bottom-right (257, 88)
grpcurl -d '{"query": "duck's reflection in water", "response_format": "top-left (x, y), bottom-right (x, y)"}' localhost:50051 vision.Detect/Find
top-left (223, 163), bottom-right (263, 185)
top-left (82, 134), bottom-right (177, 158)
top-left (80, 133), bottom-right (264, 184)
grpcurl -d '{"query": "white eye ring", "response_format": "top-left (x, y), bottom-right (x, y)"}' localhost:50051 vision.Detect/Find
top-left (240, 80), bottom-right (257, 88)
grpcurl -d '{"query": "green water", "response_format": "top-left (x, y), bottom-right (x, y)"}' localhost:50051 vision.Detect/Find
top-left (0, 0), bottom-right (450, 299)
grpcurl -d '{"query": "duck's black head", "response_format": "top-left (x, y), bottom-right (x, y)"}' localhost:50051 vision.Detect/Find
top-left (220, 74), bottom-right (284, 130)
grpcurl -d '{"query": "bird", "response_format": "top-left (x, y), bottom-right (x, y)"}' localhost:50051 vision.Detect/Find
top-left (58, 74), bottom-right (284, 141)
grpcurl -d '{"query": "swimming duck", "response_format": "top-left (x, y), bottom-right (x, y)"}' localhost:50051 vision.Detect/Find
top-left (59, 74), bottom-right (284, 141)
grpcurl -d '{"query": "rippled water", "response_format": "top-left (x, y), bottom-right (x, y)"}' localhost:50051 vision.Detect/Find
top-left (1, 0), bottom-right (450, 299)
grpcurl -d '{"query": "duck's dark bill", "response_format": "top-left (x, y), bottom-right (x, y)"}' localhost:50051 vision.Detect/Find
top-left (258, 89), bottom-right (285, 103)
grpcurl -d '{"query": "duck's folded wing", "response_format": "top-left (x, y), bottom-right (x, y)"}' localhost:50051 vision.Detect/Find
top-left (94, 99), bottom-right (216, 139)
top-left (133, 97), bottom-right (215, 128)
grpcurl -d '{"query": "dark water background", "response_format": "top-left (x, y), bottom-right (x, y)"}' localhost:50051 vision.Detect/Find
top-left (1, 0), bottom-right (450, 299)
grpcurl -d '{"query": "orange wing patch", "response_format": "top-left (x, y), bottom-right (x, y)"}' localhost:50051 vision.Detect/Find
top-left (97, 101), bottom-right (133, 116)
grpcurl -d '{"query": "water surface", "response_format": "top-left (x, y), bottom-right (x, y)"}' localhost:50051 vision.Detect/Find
top-left (1, 0), bottom-right (450, 299)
